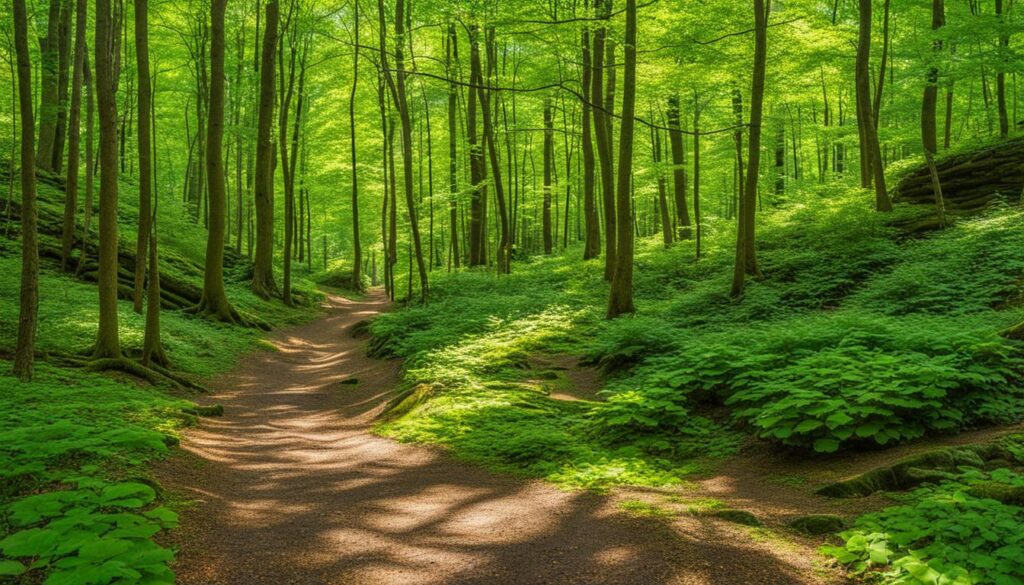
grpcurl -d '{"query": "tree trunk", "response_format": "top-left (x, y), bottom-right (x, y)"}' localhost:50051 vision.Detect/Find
top-left (478, 26), bottom-right (511, 273)
top-left (653, 123), bottom-right (672, 247)
top-left (607, 0), bottom-right (637, 318)
top-left (446, 23), bottom-right (460, 269)
top-left (52, 0), bottom-right (73, 172)
top-left (730, 0), bottom-right (768, 298)
top-left (131, 0), bottom-right (151, 314)
top-left (543, 99), bottom-right (554, 254)
top-left (75, 54), bottom-right (94, 275)
top-left (350, 0), bottom-right (362, 289)
top-left (36, 0), bottom-right (62, 172)
top-left (198, 0), bottom-right (236, 320)
top-left (996, 0), bottom-right (1009, 139)
top-left (872, 0), bottom-right (891, 127)
top-left (251, 0), bottom-right (278, 298)
top-left (667, 95), bottom-right (691, 240)
top-left (922, 0), bottom-right (944, 156)
top-left (13, 0), bottom-right (38, 381)
top-left (859, 0), bottom-right (892, 211)
top-left (93, 0), bottom-right (121, 358)
top-left (467, 25), bottom-right (485, 267)
top-left (61, 0), bottom-right (87, 270)
top-left (592, 0), bottom-right (616, 281)
top-left (581, 11), bottom-right (600, 259)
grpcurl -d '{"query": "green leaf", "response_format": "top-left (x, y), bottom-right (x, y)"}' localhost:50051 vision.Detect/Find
top-left (813, 438), bottom-right (841, 453)
top-left (0, 560), bottom-right (26, 576)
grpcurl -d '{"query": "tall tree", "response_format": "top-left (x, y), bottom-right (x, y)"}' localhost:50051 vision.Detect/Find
top-left (922, 0), bottom-right (945, 156)
top-left (667, 95), bottom-right (691, 240)
top-left (93, 0), bottom-right (121, 358)
top-left (543, 98), bottom-right (554, 254)
top-left (13, 0), bottom-right (39, 381)
top-left (196, 0), bottom-right (237, 320)
top-left (350, 0), bottom-right (363, 289)
top-left (251, 0), bottom-right (279, 298)
top-left (35, 0), bottom-right (63, 172)
top-left (730, 0), bottom-right (769, 298)
top-left (607, 0), bottom-right (637, 318)
top-left (446, 22), bottom-right (460, 269)
top-left (592, 0), bottom-right (616, 281)
top-left (61, 0), bottom-right (88, 269)
top-left (478, 26), bottom-right (511, 273)
top-left (377, 0), bottom-right (429, 296)
top-left (996, 0), bottom-right (1010, 139)
top-left (857, 0), bottom-right (891, 211)
top-left (132, 0), bottom-right (151, 314)
top-left (580, 8), bottom-right (600, 260)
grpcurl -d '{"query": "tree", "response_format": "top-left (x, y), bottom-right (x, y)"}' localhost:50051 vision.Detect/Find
top-left (543, 98), bottom-right (554, 254)
top-left (857, 0), bottom-right (890, 211)
top-left (350, 0), bottom-right (363, 289)
top-left (35, 0), bottom-right (63, 172)
top-left (996, 0), bottom-right (1009, 139)
top-left (132, 0), bottom-right (152, 314)
top-left (195, 0), bottom-right (238, 321)
top-left (580, 8), bottom-right (600, 260)
top-left (446, 22), bottom-right (460, 269)
top-left (667, 95), bottom-right (691, 240)
top-left (60, 0), bottom-right (88, 270)
top-left (592, 0), bottom-right (616, 281)
top-left (730, 0), bottom-right (768, 298)
top-left (93, 0), bottom-right (122, 359)
top-left (252, 0), bottom-right (279, 299)
top-left (607, 0), bottom-right (637, 318)
top-left (13, 0), bottom-right (39, 381)
top-left (377, 0), bottom-right (429, 296)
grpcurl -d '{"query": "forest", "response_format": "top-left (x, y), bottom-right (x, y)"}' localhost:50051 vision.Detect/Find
top-left (3, 0), bottom-right (1024, 583)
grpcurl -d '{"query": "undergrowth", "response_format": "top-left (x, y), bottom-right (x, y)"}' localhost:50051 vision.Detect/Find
top-left (370, 186), bottom-right (1024, 494)
top-left (0, 177), bottom-right (321, 583)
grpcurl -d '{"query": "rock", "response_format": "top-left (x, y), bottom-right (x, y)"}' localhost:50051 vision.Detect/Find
top-left (788, 514), bottom-right (846, 535)
top-left (967, 481), bottom-right (1024, 506)
top-left (709, 509), bottom-right (761, 527)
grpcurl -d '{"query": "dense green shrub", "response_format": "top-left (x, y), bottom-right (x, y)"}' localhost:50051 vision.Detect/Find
top-left (825, 468), bottom-right (1024, 584)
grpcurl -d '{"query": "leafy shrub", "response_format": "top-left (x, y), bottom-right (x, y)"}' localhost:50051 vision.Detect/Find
top-left (824, 468), bottom-right (1024, 584)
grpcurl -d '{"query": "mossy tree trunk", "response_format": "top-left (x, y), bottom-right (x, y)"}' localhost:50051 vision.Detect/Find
top-left (251, 0), bottom-right (278, 299)
top-left (13, 0), bottom-right (39, 381)
top-left (197, 0), bottom-right (236, 321)
top-left (132, 0), bottom-right (151, 314)
top-left (61, 0), bottom-right (87, 270)
top-left (350, 1), bottom-right (363, 289)
top-left (93, 0), bottom-right (121, 359)
top-left (667, 95), bottom-right (691, 241)
top-left (35, 0), bottom-right (62, 172)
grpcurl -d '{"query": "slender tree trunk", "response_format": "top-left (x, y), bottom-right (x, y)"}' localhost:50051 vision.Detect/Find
top-left (61, 0), bottom-right (87, 269)
top-left (446, 23), bottom-right (460, 269)
top-left (350, 0), bottom-right (362, 289)
top-left (997, 0), bottom-right (1010, 139)
top-left (859, 0), bottom-right (891, 211)
top-left (693, 93), bottom-right (702, 259)
top-left (581, 13), bottom-right (599, 259)
top-left (13, 0), bottom-right (38, 381)
top-left (252, 0), bottom-right (278, 298)
top-left (592, 0), bottom-right (616, 280)
top-left (872, 0), bottom-right (891, 127)
top-left (75, 55), bottom-right (94, 275)
top-left (467, 25), bottom-right (485, 267)
top-left (543, 99), bottom-right (554, 254)
top-left (197, 0), bottom-right (236, 320)
top-left (131, 0), bottom-right (151, 314)
top-left (234, 28), bottom-right (244, 254)
top-left (607, 0), bottom-right (637, 318)
top-left (654, 123), bottom-right (672, 247)
top-left (93, 0), bottom-right (121, 358)
top-left (478, 26), bottom-right (511, 273)
top-left (52, 0), bottom-right (73, 172)
top-left (667, 95), bottom-right (690, 240)
top-left (730, 0), bottom-right (768, 298)
top-left (36, 0), bottom-right (62, 172)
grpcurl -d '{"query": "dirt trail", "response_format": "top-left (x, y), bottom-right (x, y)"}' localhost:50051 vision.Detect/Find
top-left (158, 291), bottom-right (835, 585)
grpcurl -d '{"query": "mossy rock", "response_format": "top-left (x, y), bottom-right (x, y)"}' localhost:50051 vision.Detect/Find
top-left (817, 446), bottom-right (990, 498)
top-left (967, 481), bottom-right (1024, 506)
top-left (380, 383), bottom-right (442, 420)
top-left (709, 509), bottom-right (761, 527)
top-left (182, 404), bottom-right (224, 417)
top-left (788, 514), bottom-right (846, 535)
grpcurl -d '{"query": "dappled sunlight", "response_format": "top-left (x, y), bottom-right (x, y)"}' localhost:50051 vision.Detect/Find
top-left (157, 291), bottom-right (825, 585)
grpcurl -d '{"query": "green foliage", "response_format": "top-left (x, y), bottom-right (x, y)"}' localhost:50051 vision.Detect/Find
top-left (824, 468), bottom-right (1024, 585)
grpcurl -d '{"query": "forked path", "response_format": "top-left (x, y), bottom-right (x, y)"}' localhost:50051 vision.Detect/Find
top-left (159, 291), bottom-right (829, 585)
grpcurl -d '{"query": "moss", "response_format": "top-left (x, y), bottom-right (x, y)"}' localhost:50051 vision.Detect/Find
top-left (817, 446), bottom-right (991, 498)
top-left (182, 404), bottom-right (224, 417)
top-left (708, 509), bottom-right (762, 527)
top-left (618, 499), bottom-right (675, 519)
top-left (788, 514), bottom-right (846, 535)
top-left (967, 481), bottom-right (1024, 506)
top-left (380, 383), bottom-right (441, 421)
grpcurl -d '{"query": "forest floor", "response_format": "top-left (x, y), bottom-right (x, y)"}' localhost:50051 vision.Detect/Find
top-left (156, 289), bottom-right (848, 585)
